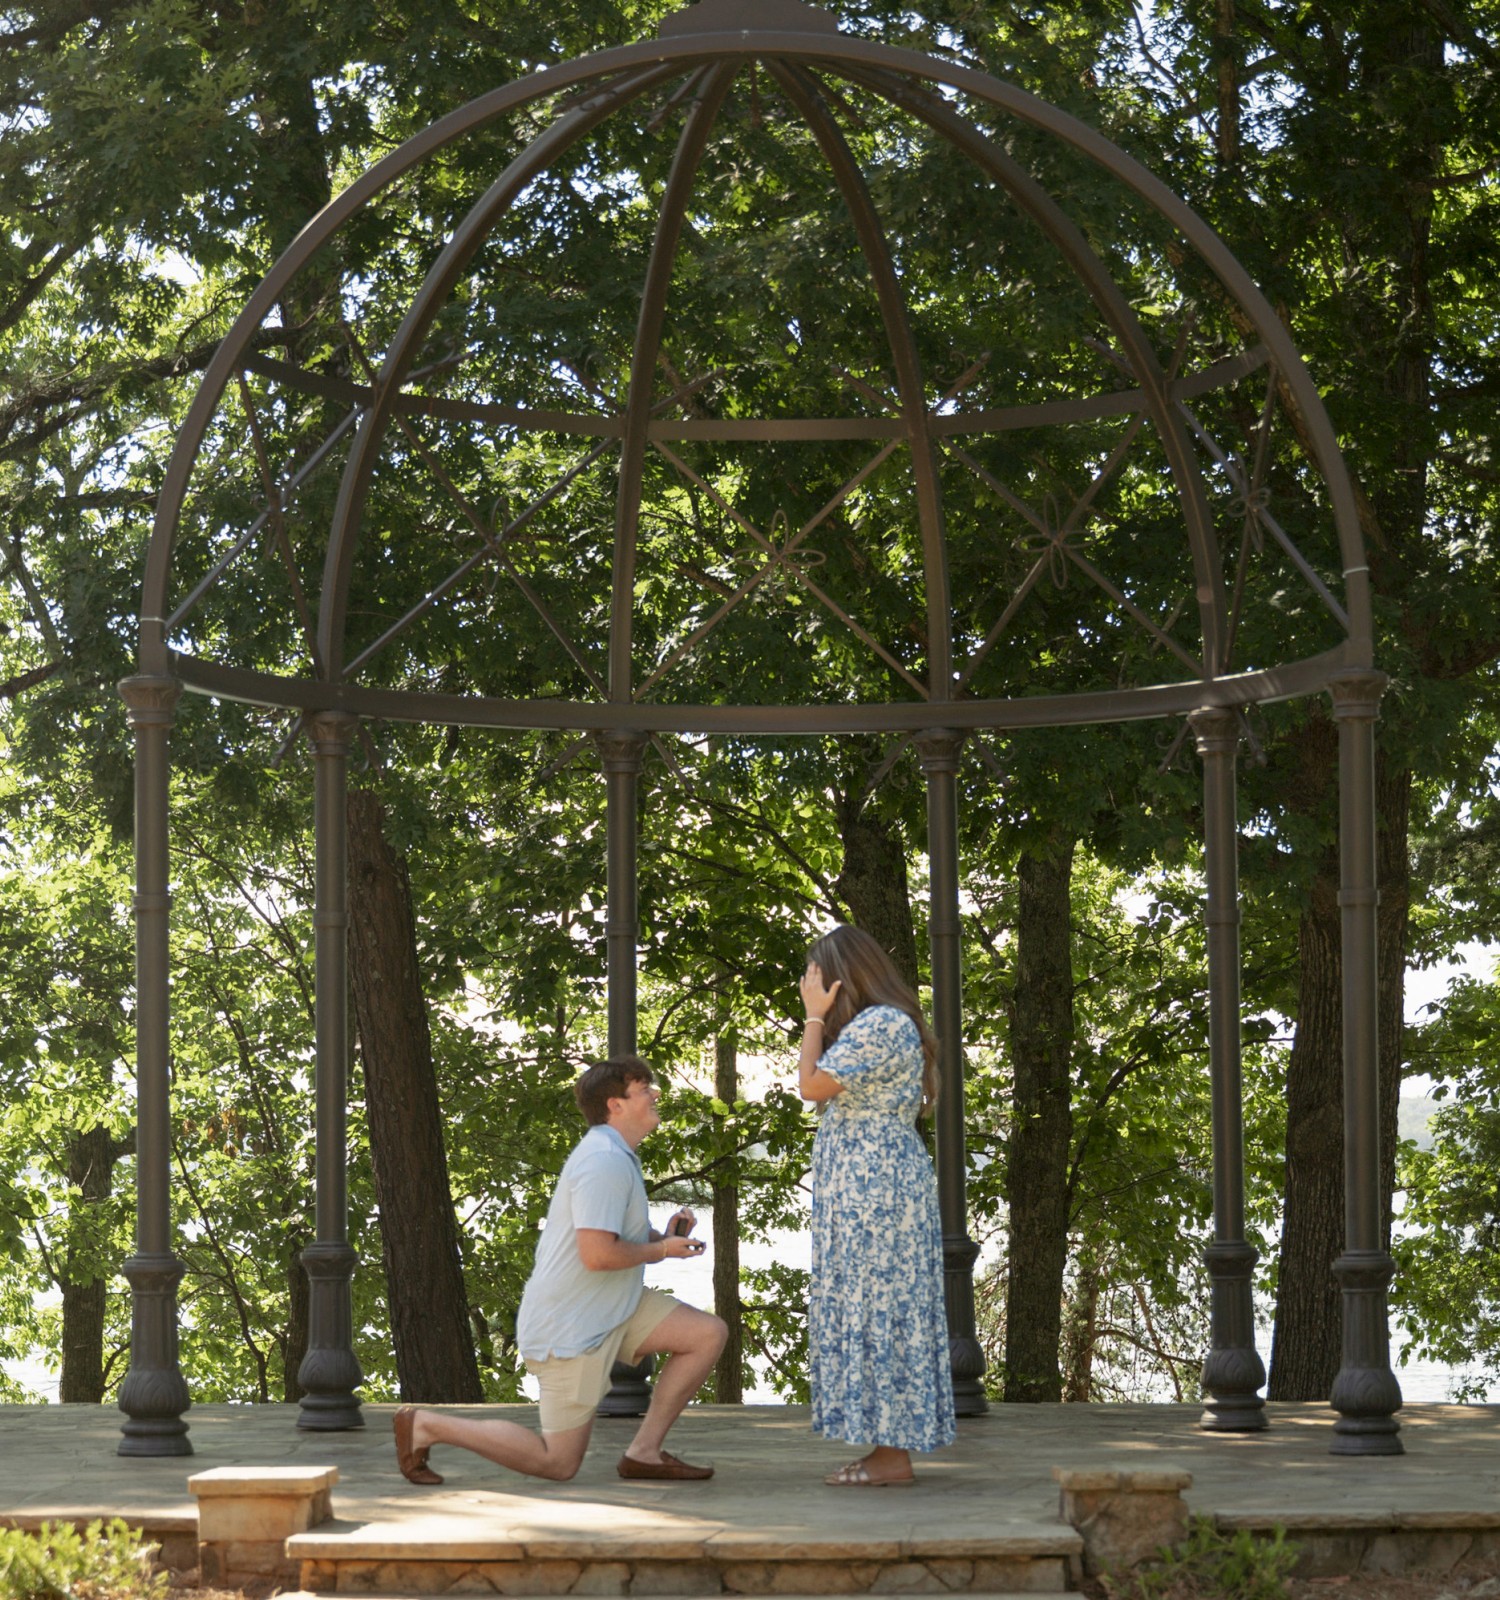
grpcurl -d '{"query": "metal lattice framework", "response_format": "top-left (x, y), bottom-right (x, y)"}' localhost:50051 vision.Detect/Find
top-left (119, 0), bottom-right (1403, 1457)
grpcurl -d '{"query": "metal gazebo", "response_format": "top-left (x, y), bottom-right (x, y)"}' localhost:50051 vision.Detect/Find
top-left (120, 0), bottom-right (1402, 1458)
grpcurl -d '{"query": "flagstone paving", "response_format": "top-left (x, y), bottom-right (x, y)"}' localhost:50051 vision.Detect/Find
top-left (3, 1401), bottom-right (1498, 1591)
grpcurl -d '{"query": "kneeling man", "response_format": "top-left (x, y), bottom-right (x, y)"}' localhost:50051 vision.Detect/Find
top-left (395, 1056), bottom-right (726, 1484)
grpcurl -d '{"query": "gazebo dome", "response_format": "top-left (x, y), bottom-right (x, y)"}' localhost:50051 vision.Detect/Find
top-left (143, 0), bottom-right (1369, 737)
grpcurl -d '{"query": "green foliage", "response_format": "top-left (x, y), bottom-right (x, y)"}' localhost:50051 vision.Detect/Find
top-left (1, 0), bottom-right (1497, 1410)
top-left (1100, 1517), bottom-right (1299, 1600)
top-left (965, 838), bottom-right (1286, 1401)
top-left (0, 1520), bottom-right (168, 1600)
top-left (1394, 960), bottom-right (1500, 1396)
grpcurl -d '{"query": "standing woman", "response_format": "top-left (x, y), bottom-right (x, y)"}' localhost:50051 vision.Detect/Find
top-left (797, 924), bottom-right (956, 1486)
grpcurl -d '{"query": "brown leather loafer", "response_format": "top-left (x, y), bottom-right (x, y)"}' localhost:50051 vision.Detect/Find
top-left (617, 1450), bottom-right (714, 1481)
top-left (394, 1404), bottom-right (444, 1485)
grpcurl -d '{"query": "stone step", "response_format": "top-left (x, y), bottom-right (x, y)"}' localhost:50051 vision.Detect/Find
top-left (285, 1518), bottom-right (1081, 1595)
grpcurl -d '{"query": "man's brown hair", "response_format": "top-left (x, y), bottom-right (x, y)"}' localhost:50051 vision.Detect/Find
top-left (574, 1056), bottom-right (654, 1126)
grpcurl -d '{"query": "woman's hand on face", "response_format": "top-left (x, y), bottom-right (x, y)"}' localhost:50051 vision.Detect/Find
top-left (800, 961), bottom-right (841, 1021)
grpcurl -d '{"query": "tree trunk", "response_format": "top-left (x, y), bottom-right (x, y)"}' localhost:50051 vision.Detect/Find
top-left (1376, 758), bottom-right (1410, 1246)
top-left (347, 787), bottom-right (482, 1403)
top-left (59, 1124), bottom-right (117, 1403)
top-left (1269, 734), bottom-right (1410, 1399)
top-left (711, 1030), bottom-right (743, 1403)
top-left (1267, 829), bottom-right (1343, 1399)
top-left (1003, 838), bottom-right (1076, 1403)
top-left (1060, 1243), bottom-right (1102, 1403)
top-left (282, 1231), bottom-right (309, 1402)
top-left (835, 795), bottom-right (920, 990)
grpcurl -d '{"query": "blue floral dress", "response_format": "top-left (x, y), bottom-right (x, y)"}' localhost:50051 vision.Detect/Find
top-left (809, 1004), bottom-right (956, 1452)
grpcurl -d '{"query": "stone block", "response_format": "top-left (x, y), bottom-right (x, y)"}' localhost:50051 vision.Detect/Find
top-left (389, 1559), bottom-right (472, 1593)
top-left (972, 1556), bottom-right (1065, 1593)
top-left (1053, 1466), bottom-right (1190, 1579)
top-left (720, 1560), bottom-right (776, 1592)
top-left (299, 1557), bottom-right (338, 1590)
top-left (1400, 1533), bottom-right (1474, 1574)
top-left (488, 1559), bottom-right (583, 1594)
top-left (190, 1465), bottom-right (338, 1536)
top-left (201, 1540), bottom-right (294, 1586)
top-left (447, 1571), bottom-right (501, 1594)
top-left (572, 1561), bottom-right (632, 1595)
top-left (868, 1561), bottom-right (948, 1594)
top-left (1291, 1535), bottom-right (1367, 1579)
top-left (334, 1559), bottom-right (399, 1594)
top-left (1356, 1533), bottom-right (1475, 1577)
top-left (921, 1558), bottom-right (974, 1590)
top-left (156, 1532), bottom-right (198, 1573)
top-left (629, 1559), bottom-right (723, 1594)
top-left (190, 1462), bottom-right (339, 1589)
top-left (775, 1562), bottom-right (870, 1594)
top-left (1051, 1469), bottom-right (1191, 1494)
top-left (197, 1495), bottom-right (306, 1544)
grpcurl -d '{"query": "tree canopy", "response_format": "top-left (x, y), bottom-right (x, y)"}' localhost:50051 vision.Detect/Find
top-left (1, 0), bottom-right (1497, 1410)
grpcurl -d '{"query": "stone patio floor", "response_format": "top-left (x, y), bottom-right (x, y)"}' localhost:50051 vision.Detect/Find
top-left (3, 1401), bottom-right (1499, 1583)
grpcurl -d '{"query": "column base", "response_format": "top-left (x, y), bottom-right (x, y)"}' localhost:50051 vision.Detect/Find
top-left (597, 1354), bottom-right (654, 1416)
top-left (296, 1393), bottom-right (366, 1431)
top-left (118, 1415), bottom-right (194, 1457)
top-left (1329, 1249), bottom-right (1403, 1455)
top-left (943, 1232), bottom-right (987, 1416)
top-left (297, 1242), bottom-right (364, 1431)
top-left (1329, 1411), bottom-right (1405, 1457)
top-left (118, 1251), bottom-right (192, 1456)
top-left (949, 1336), bottom-right (989, 1416)
top-left (1199, 1394), bottom-right (1267, 1432)
top-left (1198, 1241), bottom-right (1266, 1431)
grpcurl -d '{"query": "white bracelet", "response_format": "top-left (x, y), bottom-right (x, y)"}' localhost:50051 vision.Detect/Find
top-left (804, 1016), bottom-right (823, 1028)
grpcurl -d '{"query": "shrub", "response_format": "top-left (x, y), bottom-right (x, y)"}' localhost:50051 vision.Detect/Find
top-left (0, 1519), bottom-right (169, 1600)
top-left (1101, 1515), bottom-right (1300, 1600)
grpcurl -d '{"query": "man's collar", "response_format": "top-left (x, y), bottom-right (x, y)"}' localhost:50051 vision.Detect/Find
top-left (592, 1122), bottom-right (640, 1160)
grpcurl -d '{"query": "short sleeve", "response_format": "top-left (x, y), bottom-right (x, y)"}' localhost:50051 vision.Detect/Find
top-left (567, 1146), bottom-right (636, 1234)
top-left (819, 1005), bottom-right (920, 1091)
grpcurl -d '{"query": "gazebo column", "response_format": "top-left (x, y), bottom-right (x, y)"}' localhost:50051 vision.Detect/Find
top-left (916, 729), bottom-right (987, 1415)
top-left (1190, 707), bottom-right (1266, 1431)
top-left (599, 730), bottom-right (649, 1056)
top-left (595, 728), bottom-right (653, 1416)
top-left (297, 711), bottom-right (365, 1430)
top-left (117, 674), bottom-right (192, 1457)
top-left (1328, 672), bottom-right (1403, 1456)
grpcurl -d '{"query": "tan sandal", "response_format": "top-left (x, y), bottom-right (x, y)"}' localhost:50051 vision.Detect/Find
top-left (824, 1459), bottom-right (914, 1487)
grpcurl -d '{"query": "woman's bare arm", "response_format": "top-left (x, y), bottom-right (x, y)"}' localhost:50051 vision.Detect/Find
top-left (798, 963), bottom-right (845, 1103)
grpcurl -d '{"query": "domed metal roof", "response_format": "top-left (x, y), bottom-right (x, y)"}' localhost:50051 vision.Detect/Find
top-left (140, 0), bottom-right (1371, 737)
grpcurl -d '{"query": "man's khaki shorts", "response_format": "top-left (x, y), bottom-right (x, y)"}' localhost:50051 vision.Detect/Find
top-left (526, 1288), bottom-right (679, 1433)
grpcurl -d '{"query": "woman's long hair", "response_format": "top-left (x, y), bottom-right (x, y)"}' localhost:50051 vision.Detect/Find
top-left (806, 924), bottom-right (940, 1113)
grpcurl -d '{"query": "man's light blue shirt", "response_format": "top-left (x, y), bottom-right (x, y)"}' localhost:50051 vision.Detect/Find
top-left (515, 1122), bottom-right (650, 1361)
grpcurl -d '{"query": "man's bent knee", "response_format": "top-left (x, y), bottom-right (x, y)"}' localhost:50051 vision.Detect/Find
top-left (678, 1310), bottom-right (727, 1357)
top-left (537, 1423), bottom-right (591, 1481)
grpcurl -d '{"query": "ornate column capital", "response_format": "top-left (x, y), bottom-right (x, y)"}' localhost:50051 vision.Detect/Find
top-left (914, 728), bottom-right (965, 774)
top-left (1328, 669), bottom-right (1387, 720)
top-left (306, 709), bottom-right (358, 753)
top-left (1187, 706), bottom-right (1239, 755)
top-left (593, 728), bottom-right (649, 774)
top-left (119, 675), bottom-right (182, 727)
